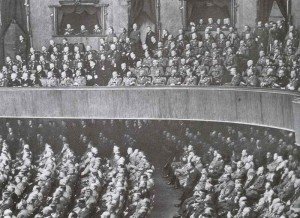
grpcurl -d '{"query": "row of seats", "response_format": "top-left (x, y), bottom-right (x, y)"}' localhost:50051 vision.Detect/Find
top-left (0, 119), bottom-right (155, 218)
top-left (163, 124), bottom-right (300, 217)
top-left (1, 19), bottom-right (299, 90)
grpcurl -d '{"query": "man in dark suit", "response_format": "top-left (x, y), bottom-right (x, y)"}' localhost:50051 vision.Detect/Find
top-left (145, 26), bottom-right (156, 48)
top-left (130, 23), bottom-right (142, 57)
top-left (86, 60), bottom-right (100, 86)
top-left (98, 54), bottom-right (111, 86)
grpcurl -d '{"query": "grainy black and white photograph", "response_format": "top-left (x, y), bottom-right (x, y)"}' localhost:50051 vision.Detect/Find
top-left (0, 0), bottom-right (299, 217)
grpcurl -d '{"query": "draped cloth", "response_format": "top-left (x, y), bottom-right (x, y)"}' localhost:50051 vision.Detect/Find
top-left (257, 0), bottom-right (288, 23)
top-left (187, 0), bottom-right (230, 23)
top-left (58, 5), bottom-right (102, 34)
top-left (0, 0), bottom-right (29, 65)
top-left (130, 0), bottom-right (156, 27)
top-left (275, 0), bottom-right (288, 21)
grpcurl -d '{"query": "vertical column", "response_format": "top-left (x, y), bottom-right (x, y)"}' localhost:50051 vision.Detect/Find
top-left (127, 0), bottom-right (131, 33)
top-left (25, 0), bottom-right (33, 46)
top-left (156, 0), bottom-right (161, 40)
top-left (292, 98), bottom-right (300, 146)
top-left (180, 0), bottom-right (187, 30)
top-left (235, 0), bottom-right (258, 30)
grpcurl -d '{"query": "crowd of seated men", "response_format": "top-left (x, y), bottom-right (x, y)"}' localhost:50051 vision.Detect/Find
top-left (1, 18), bottom-right (300, 90)
top-left (0, 119), bottom-right (154, 217)
top-left (63, 24), bottom-right (103, 36)
top-left (162, 124), bottom-right (300, 217)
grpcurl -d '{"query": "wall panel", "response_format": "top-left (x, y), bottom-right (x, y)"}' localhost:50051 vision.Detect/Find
top-left (0, 87), bottom-right (298, 132)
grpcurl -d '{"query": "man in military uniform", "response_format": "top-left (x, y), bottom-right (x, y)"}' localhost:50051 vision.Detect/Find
top-left (152, 69), bottom-right (167, 86)
top-left (274, 69), bottom-right (289, 89)
top-left (142, 51), bottom-right (153, 68)
top-left (45, 71), bottom-right (58, 87)
top-left (182, 68), bottom-right (197, 86)
top-left (198, 69), bottom-right (212, 86)
top-left (209, 59), bottom-right (224, 85)
top-left (64, 24), bottom-right (74, 36)
top-left (79, 25), bottom-right (89, 36)
top-left (130, 23), bottom-right (142, 56)
top-left (59, 71), bottom-right (73, 87)
top-left (178, 58), bottom-right (188, 78)
top-left (132, 61), bottom-right (148, 77)
top-left (156, 50), bottom-right (168, 69)
top-left (134, 69), bottom-right (152, 87)
top-left (165, 60), bottom-right (178, 77)
top-left (16, 35), bottom-right (27, 59)
top-left (86, 60), bottom-right (100, 86)
top-left (107, 71), bottom-right (122, 86)
top-left (227, 67), bottom-right (241, 86)
top-left (122, 71), bottom-right (136, 86)
top-left (145, 26), bottom-right (156, 49)
top-left (167, 69), bottom-right (182, 86)
top-left (73, 69), bottom-right (87, 86)
top-left (286, 70), bottom-right (299, 91)
top-left (150, 60), bottom-right (164, 78)
top-left (224, 48), bottom-right (237, 70)
top-left (241, 68), bottom-right (259, 87)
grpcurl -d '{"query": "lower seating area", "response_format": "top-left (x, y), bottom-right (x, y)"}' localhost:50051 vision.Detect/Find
top-left (0, 119), bottom-right (298, 217)
top-left (163, 124), bottom-right (300, 217)
top-left (0, 119), bottom-right (155, 217)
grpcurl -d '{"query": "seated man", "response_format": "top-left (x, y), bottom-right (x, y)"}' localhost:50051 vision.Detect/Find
top-left (286, 70), bottom-right (299, 91)
top-left (64, 24), bottom-right (74, 36)
top-left (29, 73), bottom-right (42, 87)
top-left (149, 60), bottom-right (164, 78)
top-left (137, 70), bottom-right (152, 86)
top-left (198, 69), bottom-right (212, 86)
top-left (182, 68), bottom-right (197, 86)
top-left (59, 71), bottom-right (73, 87)
top-left (0, 72), bottom-right (8, 87)
top-left (260, 68), bottom-right (278, 88)
top-left (122, 71), bottom-right (137, 86)
top-left (152, 69), bottom-right (167, 86)
top-left (7, 72), bottom-right (21, 87)
top-left (240, 68), bottom-right (260, 87)
top-left (73, 69), bottom-right (86, 87)
top-left (93, 24), bottom-right (102, 34)
top-left (44, 71), bottom-right (58, 87)
top-left (245, 166), bottom-right (266, 201)
top-left (226, 67), bottom-right (241, 86)
top-left (167, 69), bottom-right (182, 86)
top-left (79, 25), bottom-right (89, 36)
top-left (273, 69), bottom-right (289, 89)
top-left (21, 72), bottom-right (31, 87)
top-left (107, 71), bottom-right (122, 86)
top-left (209, 59), bottom-right (224, 85)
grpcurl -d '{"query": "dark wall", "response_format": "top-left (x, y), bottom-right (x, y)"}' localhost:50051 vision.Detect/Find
top-left (0, 87), bottom-right (298, 133)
